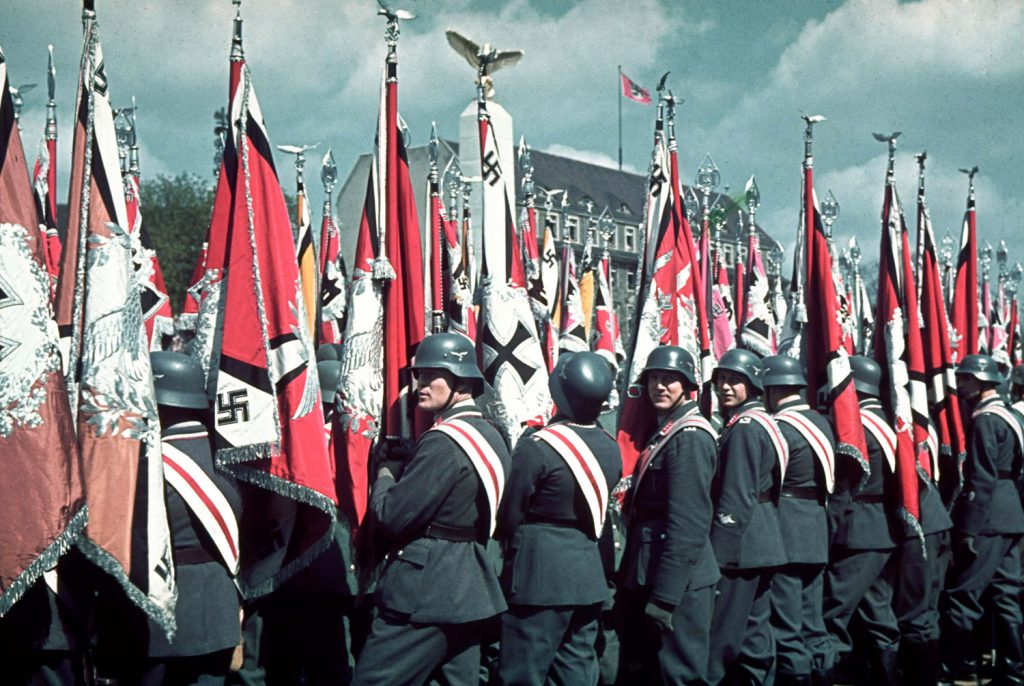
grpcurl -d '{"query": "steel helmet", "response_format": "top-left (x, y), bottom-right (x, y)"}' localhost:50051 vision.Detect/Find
top-left (411, 333), bottom-right (484, 390)
top-left (761, 355), bottom-right (807, 388)
top-left (850, 355), bottom-right (881, 398)
top-left (318, 360), bottom-right (341, 405)
top-left (956, 354), bottom-right (1004, 385)
top-left (549, 351), bottom-right (614, 423)
top-left (639, 346), bottom-right (698, 388)
top-left (712, 348), bottom-right (764, 391)
top-left (150, 351), bottom-right (209, 409)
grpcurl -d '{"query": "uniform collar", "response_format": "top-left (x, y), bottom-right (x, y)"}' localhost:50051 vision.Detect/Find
top-left (859, 398), bottom-right (883, 412)
top-left (435, 398), bottom-right (480, 423)
top-left (775, 397), bottom-right (807, 413)
top-left (661, 399), bottom-right (699, 425)
top-left (977, 395), bottom-right (1004, 411)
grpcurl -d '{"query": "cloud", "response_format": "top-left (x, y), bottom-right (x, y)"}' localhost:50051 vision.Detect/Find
top-left (543, 144), bottom-right (639, 174)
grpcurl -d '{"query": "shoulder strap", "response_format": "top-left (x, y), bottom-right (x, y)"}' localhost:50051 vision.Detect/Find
top-left (735, 408), bottom-right (789, 480)
top-left (533, 425), bottom-right (609, 538)
top-left (974, 403), bottom-right (1024, 453)
top-left (162, 441), bottom-right (240, 575)
top-left (776, 409), bottom-right (836, 493)
top-left (860, 410), bottom-right (897, 473)
top-left (431, 418), bottom-right (506, 536)
top-left (634, 413), bottom-right (717, 490)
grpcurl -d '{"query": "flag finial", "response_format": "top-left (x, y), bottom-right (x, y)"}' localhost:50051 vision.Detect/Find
top-left (378, 0), bottom-right (414, 56)
top-left (872, 131), bottom-right (901, 180)
top-left (801, 113), bottom-right (825, 164)
top-left (277, 143), bottom-right (319, 188)
top-left (916, 151), bottom-right (927, 196)
top-left (446, 30), bottom-right (523, 102)
top-left (958, 165), bottom-right (979, 200)
top-left (231, 0), bottom-right (244, 61)
top-left (321, 148), bottom-right (337, 214)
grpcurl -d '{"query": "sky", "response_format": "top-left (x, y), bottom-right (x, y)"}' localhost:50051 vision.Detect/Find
top-left (2, 0), bottom-right (1022, 270)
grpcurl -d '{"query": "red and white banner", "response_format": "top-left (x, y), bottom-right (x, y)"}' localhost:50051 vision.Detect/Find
top-left (950, 196), bottom-right (979, 362)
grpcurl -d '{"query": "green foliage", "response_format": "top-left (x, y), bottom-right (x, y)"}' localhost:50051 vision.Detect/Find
top-left (141, 173), bottom-right (214, 313)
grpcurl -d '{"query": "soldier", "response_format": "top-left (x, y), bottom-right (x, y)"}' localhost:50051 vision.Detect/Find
top-left (816, 355), bottom-right (900, 685)
top-left (761, 355), bottom-right (835, 686)
top-left (352, 333), bottom-right (509, 686)
top-left (941, 354), bottom-right (1024, 683)
top-left (619, 345), bottom-right (719, 684)
top-left (95, 351), bottom-right (243, 685)
top-left (495, 351), bottom-right (621, 685)
top-left (260, 355), bottom-right (364, 684)
top-left (707, 348), bottom-right (788, 686)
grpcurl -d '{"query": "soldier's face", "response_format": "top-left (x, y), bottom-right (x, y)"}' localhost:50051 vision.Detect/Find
top-left (414, 369), bottom-right (456, 412)
top-left (958, 375), bottom-right (980, 403)
top-left (647, 370), bottom-right (686, 412)
top-left (715, 370), bottom-right (749, 409)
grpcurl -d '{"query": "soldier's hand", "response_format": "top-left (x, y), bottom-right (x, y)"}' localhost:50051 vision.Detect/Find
top-left (958, 533), bottom-right (978, 561)
top-left (374, 436), bottom-right (415, 480)
top-left (644, 599), bottom-right (674, 634)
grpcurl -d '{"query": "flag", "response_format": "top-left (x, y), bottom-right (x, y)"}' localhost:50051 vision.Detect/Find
top-left (31, 44), bottom-right (61, 299)
top-left (616, 104), bottom-right (703, 480)
top-left (318, 186), bottom-right (346, 346)
top-left (0, 43), bottom-right (87, 616)
top-left (476, 98), bottom-right (550, 442)
top-left (712, 257), bottom-right (737, 359)
top-left (579, 226), bottom-right (596, 339)
top-left (1011, 298), bottom-right (1022, 367)
top-left (620, 71), bottom-right (651, 104)
top-left (207, 13), bottom-right (336, 596)
top-left (800, 154), bottom-right (869, 485)
top-left (446, 195), bottom-right (477, 343)
top-left (917, 179), bottom-right (966, 497)
top-left (873, 177), bottom-right (926, 531)
top-left (336, 168), bottom-right (384, 531)
top-left (427, 144), bottom-right (445, 334)
top-left (294, 170), bottom-right (319, 347)
top-left (991, 278), bottom-right (1010, 367)
top-left (555, 242), bottom-right (588, 354)
top-left (950, 194), bottom-right (978, 362)
top-left (739, 227), bottom-right (777, 355)
top-left (377, 55), bottom-right (426, 441)
top-left (979, 274), bottom-right (991, 354)
top-left (123, 175), bottom-right (174, 350)
top-left (519, 176), bottom-right (556, 373)
top-left (592, 251), bottom-right (624, 394)
top-left (733, 245), bottom-right (745, 341)
top-left (53, 14), bottom-right (177, 633)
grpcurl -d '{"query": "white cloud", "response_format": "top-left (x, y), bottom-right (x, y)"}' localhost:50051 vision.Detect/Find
top-left (543, 143), bottom-right (639, 174)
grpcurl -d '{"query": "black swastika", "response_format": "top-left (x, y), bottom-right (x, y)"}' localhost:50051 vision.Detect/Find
top-left (217, 389), bottom-right (250, 425)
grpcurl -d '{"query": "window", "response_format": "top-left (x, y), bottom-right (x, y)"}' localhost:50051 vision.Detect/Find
top-left (624, 226), bottom-right (636, 251)
top-left (545, 213), bottom-right (560, 235)
top-left (620, 202), bottom-right (632, 216)
top-left (626, 270), bottom-right (637, 290)
top-left (566, 216), bottom-right (580, 243)
top-left (607, 225), bottom-right (618, 249)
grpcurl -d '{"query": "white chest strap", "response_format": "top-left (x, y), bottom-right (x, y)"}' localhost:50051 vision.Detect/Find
top-left (533, 425), bottom-right (609, 538)
top-left (776, 406), bottom-right (836, 493)
top-left (860, 410), bottom-right (897, 474)
top-left (731, 408), bottom-right (790, 480)
top-left (431, 418), bottom-right (506, 536)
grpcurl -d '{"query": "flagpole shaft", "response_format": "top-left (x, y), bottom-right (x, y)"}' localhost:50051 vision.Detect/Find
top-left (618, 65), bottom-right (622, 171)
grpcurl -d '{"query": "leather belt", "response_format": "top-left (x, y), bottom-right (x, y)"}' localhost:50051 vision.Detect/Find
top-left (424, 523), bottom-right (478, 542)
top-left (781, 485), bottom-right (819, 500)
top-left (524, 515), bottom-right (579, 528)
top-left (757, 491), bottom-right (774, 503)
top-left (175, 547), bottom-right (216, 566)
top-left (855, 493), bottom-right (885, 503)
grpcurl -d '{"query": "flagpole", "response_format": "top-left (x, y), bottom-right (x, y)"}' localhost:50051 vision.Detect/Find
top-left (618, 65), bottom-right (622, 171)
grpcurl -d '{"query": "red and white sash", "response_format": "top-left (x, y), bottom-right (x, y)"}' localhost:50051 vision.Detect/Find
top-left (860, 410), bottom-right (897, 474)
top-left (634, 413), bottom-right (717, 490)
top-left (162, 437), bottom-right (240, 575)
top-left (974, 402), bottom-right (1024, 453)
top-left (729, 407), bottom-right (789, 479)
top-left (775, 405), bottom-right (836, 493)
top-left (431, 418), bottom-right (506, 536)
top-left (533, 425), bottom-right (609, 537)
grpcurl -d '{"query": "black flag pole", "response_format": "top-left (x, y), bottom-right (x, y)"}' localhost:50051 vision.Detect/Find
top-left (618, 65), bottom-right (623, 171)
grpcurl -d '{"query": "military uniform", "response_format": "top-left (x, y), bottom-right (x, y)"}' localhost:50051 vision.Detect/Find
top-left (494, 418), bottom-right (621, 685)
top-left (816, 398), bottom-right (900, 681)
top-left (352, 400), bottom-right (509, 686)
top-left (96, 419), bottom-right (243, 685)
top-left (769, 399), bottom-right (834, 685)
top-left (707, 398), bottom-right (788, 685)
top-left (943, 395), bottom-right (1024, 682)
top-left (620, 398), bottom-right (720, 684)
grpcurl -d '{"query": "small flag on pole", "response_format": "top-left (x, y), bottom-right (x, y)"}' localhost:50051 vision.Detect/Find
top-left (620, 72), bottom-right (651, 104)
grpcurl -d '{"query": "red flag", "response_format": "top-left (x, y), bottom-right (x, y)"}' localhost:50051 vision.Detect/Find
top-left (53, 16), bottom-right (178, 632)
top-left (801, 155), bottom-right (869, 483)
top-left (739, 227), bottom-right (777, 355)
top-left (336, 169), bottom-right (384, 530)
top-left (951, 193), bottom-right (979, 361)
top-left (712, 258), bottom-right (737, 359)
top-left (124, 175), bottom-right (174, 349)
top-left (592, 252), bottom-right (624, 370)
top-left (873, 178), bottom-right (923, 528)
top-left (209, 14), bottom-right (336, 596)
top-left (446, 197), bottom-right (477, 343)
top-left (991, 278), bottom-right (1010, 366)
top-left (294, 173), bottom-right (319, 347)
top-left (0, 43), bottom-right (87, 616)
top-left (620, 72), bottom-right (651, 104)
top-left (979, 275), bottom-right (992, 354)
top-left (318, 179), bottom-right (346, 347)
top-left (734, 250), bottom-right (745, 341)
top-left (32, 141), bottom-right (61, 298)
top-left (917, 179), bottom-right (966, 493)
top-left (617, 104), bottom-right (704, 479)
top-left (555, 242), bottom-right (588, 353)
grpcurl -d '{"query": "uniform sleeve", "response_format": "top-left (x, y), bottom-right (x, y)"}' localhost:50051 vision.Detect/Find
top-left (370, 432), bottom-right (462, 539)
top-left (494, 438), bottom-right (546, 540)
top-left (712, 422), bottom-right (765, 566)
top-left (651, 428), bottom-right (716, 607)
top-left (957, 415), bottom-right (1000, 536)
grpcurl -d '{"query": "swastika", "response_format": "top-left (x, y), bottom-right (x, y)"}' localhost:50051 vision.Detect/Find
top-left (482, 151), bottom-right (502, 187)
top-left (217, 389), bottom-right (250, 425)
